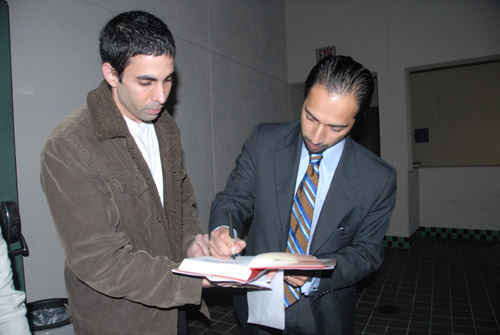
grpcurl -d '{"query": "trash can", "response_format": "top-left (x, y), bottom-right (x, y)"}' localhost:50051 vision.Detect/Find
top-left (27, 298), bottom-right (74, 335)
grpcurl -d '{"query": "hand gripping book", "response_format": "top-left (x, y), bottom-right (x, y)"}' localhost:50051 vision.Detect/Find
top-left (173, 252), bottom-right (336, 283)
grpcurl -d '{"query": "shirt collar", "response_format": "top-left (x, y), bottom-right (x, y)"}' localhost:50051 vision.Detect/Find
top-left (301, 137), bottom-right (346, 173)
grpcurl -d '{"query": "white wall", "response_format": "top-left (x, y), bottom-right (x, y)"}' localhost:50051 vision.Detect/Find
top-left (419, 167), bottom-right (500, 231)
top-left (8, 0), bottom-right (290, 302)
top-left (284, 0), bottom-right (500, 236)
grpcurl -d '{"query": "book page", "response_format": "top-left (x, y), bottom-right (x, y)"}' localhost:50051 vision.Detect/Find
top-left (176, 256), bottom-right (256, 281)
top-left (174, 253), bottom-right (335, 282)
top-left (182, 255), bottom-right (253, 266)
top-left (249, 252), bottom-right (335, 269)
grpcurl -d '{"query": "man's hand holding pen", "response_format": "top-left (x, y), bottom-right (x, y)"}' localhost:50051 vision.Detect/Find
top-left (208, 222), bottom-right (278, 284)
top-left (209, 227), bottom-right (246, 259)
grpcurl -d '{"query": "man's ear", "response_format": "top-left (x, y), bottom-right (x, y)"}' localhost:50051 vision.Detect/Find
top-left (102, 63), bottom-right (119, 88)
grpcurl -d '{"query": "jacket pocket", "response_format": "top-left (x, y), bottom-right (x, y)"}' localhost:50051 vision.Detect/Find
top-left (108, 173), bottom-right (153, 246)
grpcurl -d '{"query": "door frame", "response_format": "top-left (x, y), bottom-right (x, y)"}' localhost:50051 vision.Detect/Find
top-left (0, 0), bottom-right (26, 292)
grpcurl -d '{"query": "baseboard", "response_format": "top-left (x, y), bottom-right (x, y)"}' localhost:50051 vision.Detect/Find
top-left (384, 226), bottom-right (500, 249)
top-left (418, 226), bottom-right (499, 241)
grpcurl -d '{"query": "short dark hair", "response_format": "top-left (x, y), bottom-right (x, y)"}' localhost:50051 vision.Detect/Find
top-left (304, 55), bottom-right (374, 119)
top-left (99, 11), bottom-right (176, 80)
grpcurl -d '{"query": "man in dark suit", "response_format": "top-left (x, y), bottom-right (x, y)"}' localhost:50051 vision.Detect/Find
top-left (209, 55), bottom-right (397, 335)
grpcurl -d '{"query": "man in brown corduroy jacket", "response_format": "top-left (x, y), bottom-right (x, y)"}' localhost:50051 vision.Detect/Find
top-left (40, 11), bottom-right (211, 335)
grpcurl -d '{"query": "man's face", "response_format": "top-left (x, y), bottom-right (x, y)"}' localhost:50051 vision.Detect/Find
top-left (300, 84), bottom-right (358, 153)
top-left (107, 54), bottom-right (175, 123)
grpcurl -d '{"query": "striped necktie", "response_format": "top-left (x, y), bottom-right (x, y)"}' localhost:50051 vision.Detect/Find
top-left (284, 153), bottom-right (322, 308)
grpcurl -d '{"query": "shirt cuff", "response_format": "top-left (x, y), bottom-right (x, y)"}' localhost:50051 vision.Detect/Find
top-left (301, 277), bottom-right (320, 296)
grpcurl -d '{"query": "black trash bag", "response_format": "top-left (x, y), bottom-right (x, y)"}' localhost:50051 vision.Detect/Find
top-left (27, 298), bottom-right (71, 331)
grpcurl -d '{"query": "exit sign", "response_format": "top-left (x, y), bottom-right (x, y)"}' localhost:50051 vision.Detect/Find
top-left (316, 45), bottom-right (336, 62)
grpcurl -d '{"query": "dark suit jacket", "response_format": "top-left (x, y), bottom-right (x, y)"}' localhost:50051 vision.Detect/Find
top-left (209, 121), bottom-right (397, 334)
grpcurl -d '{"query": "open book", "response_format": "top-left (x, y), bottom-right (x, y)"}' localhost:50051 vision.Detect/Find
top-left (173, 252), bottom-right (336, 283)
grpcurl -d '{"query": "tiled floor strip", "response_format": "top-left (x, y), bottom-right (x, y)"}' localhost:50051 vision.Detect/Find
top-left (188, 237), bottom-right (500, 335)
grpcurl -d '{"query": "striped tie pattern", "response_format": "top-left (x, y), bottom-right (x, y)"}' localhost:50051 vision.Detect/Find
top-left (284, 153), bottom-right (322, 309)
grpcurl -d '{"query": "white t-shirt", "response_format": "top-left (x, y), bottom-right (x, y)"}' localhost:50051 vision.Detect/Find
top-left (124, 117), bottom-right (164, 205)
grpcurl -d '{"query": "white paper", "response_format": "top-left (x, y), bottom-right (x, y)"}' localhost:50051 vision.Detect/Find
top-left (247, 270), bottom-right (285, 330)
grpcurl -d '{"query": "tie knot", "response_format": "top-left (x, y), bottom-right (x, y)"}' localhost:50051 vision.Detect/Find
top-left (309, 154), bottom-right (323, 166)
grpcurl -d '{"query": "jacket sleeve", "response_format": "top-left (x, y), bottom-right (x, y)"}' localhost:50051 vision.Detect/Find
top-left (208, 126), bottom-right (259, 236)
top-left (0, 226), bottom-right (30, 335)
top-left (180, 171), bottom-right (204, 256)
top-left (40, 135), bottom-right (203, 309)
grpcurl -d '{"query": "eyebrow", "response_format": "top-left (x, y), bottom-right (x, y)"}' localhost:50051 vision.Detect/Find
top-left (305, 108), bottom-right (349, 128)
top-left (136, 71), bottom-right (175, 82)
top-left (137, 75), bottom-right (157, 81)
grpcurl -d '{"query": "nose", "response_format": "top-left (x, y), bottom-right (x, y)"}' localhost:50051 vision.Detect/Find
top-left (153, 83), bottom-right (169, 104)
top-left (310, 125), bottom-right (325, 144)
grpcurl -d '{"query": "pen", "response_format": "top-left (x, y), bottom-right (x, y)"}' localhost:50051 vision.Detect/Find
top-left (228, 213), bottom-right (237, 259)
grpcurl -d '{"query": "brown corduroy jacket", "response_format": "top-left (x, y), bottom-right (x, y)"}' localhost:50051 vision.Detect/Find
top-left (40, 81), bottom-right (207, 335)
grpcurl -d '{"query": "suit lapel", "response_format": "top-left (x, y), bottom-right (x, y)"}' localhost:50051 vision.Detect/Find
top-left (309, 137), bottom-right (359, 254)
top-left (275, 125), bottom-right (302, 243)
